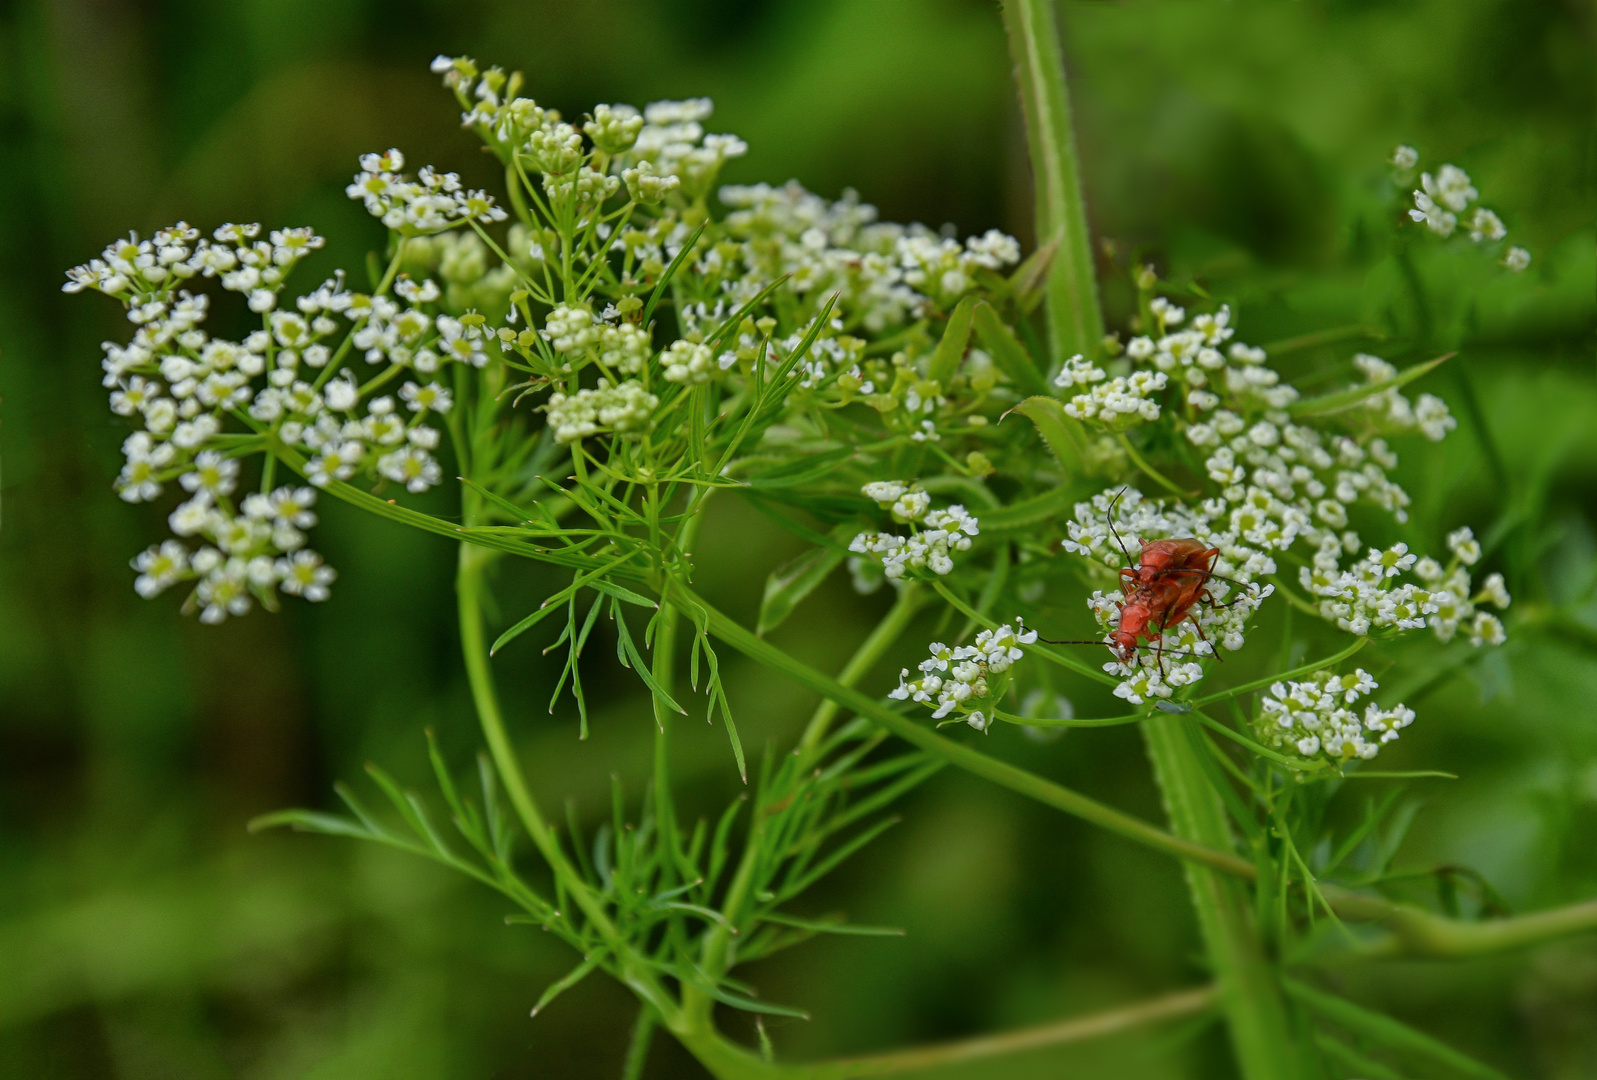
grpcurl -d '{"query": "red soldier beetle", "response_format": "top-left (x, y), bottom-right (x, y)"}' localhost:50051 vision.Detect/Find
top-left (1044, 488), bottom-right (1260, 673)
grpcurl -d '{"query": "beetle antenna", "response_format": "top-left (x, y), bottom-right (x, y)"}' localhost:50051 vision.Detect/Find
top-left (1104, 485), bottom-right (1133, 565)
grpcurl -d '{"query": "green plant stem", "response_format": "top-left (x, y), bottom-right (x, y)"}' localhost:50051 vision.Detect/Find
top-left (669, 581), bottom-right (1253, 879)
top-left (377, 508), bottom-right (1595, 965)
top-left (456, 541), bottom-right (678, 1024)
top-left (1319, 890), bottom-right (1597, 959)
top-left (1001, 0), bottom-right (1103, 364)
top-left (1142, 717), bottom-right (1303, 1079)
top-left (1115, 431), bottom-right (1192, 497)
top-left (804, 985), bottom-right (1216, 1078)
top-left (797, 584), bottom-right (927, 758)
top-left (652, 598), bottom-right (681, 868)
top-left (999, 12), bottom-right (1302, 1066)
top-left (623, 1005), bottom-right (657, 1080)
top-left (1284, 978), bottom-right (1511, 1080)
top-left (679, 986), bottom-right (1217, 1080)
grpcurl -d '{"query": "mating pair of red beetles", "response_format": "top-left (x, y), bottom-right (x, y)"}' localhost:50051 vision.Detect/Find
top-left (1047, 493), bottom-right (1257, 671)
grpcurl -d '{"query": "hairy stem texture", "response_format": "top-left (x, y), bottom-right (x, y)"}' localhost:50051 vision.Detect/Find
top-left (1002, 0), bottom-right (1104, 364)
top-left (1143, 717), bottom-right (1303, 1079)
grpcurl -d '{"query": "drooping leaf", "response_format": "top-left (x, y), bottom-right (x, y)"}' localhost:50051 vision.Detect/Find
top-left (1006, 394), bottom-right (1084, 472)
top-left (926, 295), bottom-right (978, 386)
top-left (612, 600), bottom-right (687, 715)
top-left (1007, 237), bottom-right (1059, 315)
top-left (1288, 352), bottom-right (1454, 417)
top-left (247, 808), bottom-right (373, 840)
top-left (973, 301), bottom-right (1052, 397)
top-left (757, 544), bottom-right (845, 636)
top-left (641, 221), bottom-right (706, 328)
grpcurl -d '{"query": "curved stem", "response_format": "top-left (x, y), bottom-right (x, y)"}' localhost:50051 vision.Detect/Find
top-left (456, 541), bottom-right (679, 1024)
top-left (1115, 431), bottom-right (1192, 498)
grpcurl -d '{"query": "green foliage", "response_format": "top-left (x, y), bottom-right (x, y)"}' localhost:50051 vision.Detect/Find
top-left (5, 2), bottom-right (1596, 1079)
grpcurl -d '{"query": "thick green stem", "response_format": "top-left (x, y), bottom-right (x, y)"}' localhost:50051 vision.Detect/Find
top-left (1143, 717), bottom-right (1303, 1079)
top-left (1002, 0), bottom-right (1103, 365)
top-left (1005, 7), bottom-right (1301, 1074)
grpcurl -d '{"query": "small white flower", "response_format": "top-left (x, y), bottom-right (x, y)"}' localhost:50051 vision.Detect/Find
top-left (324, 376), bottom-right (359, 412)
top-left (131, 540), bottom-right (189, 598)
top-left (1469, 612), bottom-right (1506, 647)
top-left (377, 446), bottom-right (442, 493)
top-left (1478, 572), bottom-right (1511, 609)
top-left (277, 549), bottom-right (337, 601)
top-left (180, 450), bottom-right (240, 496)
top-left (1447, 526), bottom-right (1481, 566)
top-left (401, 380), bottom-right (452, 413)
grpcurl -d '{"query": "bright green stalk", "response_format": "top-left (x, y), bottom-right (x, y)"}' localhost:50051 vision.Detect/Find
top-left (622, 1006), bottom-right (658, 1080)
top-left (651, 598), bottom-right (681, 868)
top-left (1144, 717), bottom-right (1303, 1079)
top-left (1004, 6), bottom-right (1302, 1074)
top-left (1001, 0), bottom-right (1103, 364)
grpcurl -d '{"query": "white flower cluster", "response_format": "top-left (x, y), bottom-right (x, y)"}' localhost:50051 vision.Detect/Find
top-left (850, 482), bottom-right (979, 581)
top-left (63, 221), bottom-right (324, 316)
top-left (65, 210), bottom-right (504, 618)
top-left (1114, 305), bottom-right (1455, 543)
top-left (1060, 365), bottom-right (1168, 427)
top-left (1299, 529), bottom-right (1509, 646)
top-left (433, 55), bottom-right (1023, 437)
top-left (627, 99), bottom-right (748, 201)
top-left (138, 478), bottom-right (336, 623)
top-left (1257, 669), bottom-right (1415, 765)
top-left (542, 379), bottom-right (658, 443)
top-left (897, 227), bottom-right (1022, 309)
top-left (661, 339), bottom-right (714, 384)
top-left (1191, 417), bottom-right (1420, 531)
top-left (1120, 302), bottom-right (1298, 416)
top-left (1395, 149), bottom-right (1529, 271)
top-left (889, 619), bottom-right (1039, 731)
top-left (434, 55), bottom-right (746, 206)
top-left (346, 148), bottom-right (506, 234)
top-left (717, 181), bottom-right (1020, 331)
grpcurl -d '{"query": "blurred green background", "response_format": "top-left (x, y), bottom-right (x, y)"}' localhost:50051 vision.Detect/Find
top-left (1, 1), bottom-right (1593, 1077)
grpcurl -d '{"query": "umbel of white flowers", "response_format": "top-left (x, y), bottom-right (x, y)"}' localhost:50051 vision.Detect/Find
top-left (1392, 145), bottom-right (1530, 270)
